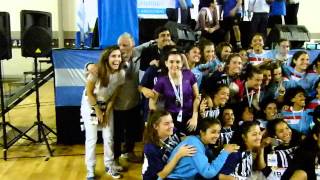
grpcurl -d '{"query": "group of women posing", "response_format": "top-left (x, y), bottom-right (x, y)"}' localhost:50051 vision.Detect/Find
top-left (140, 34), bottom-right (320, 179)
top-left (80, 30), bottom-right (320, 179)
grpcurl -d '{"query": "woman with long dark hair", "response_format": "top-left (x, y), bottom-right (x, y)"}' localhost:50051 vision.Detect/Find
top-left (257, 99), bottom-right (279, 129)
top-left (191, 39), bottom-right (220, 89)
top-left (256, 119), bottom-right (302, 179)
top-left (281, 122), bottom-right (320, 180)
top-left (166, 117), bottom-right (239, 179)
top-left (282, 51), bottom-right (319, 96)
top-left (203, 53), bottom-right (243, 104)
top-left (81, 46), bottom-right (125, 179)
top-left (142, 109), bottom-right (196, 180)
top-left (219, 106), bottom-right (236, 145)
top-left (218, 121), bottom-right (263, 179)
top-left (199, 83), bottom-right (230, 119)
top-left (150, 50), bottom-right (200, 134)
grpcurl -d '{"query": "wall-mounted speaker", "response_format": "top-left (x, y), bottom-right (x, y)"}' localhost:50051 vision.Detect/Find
top-left (21, 10), bottom-right (52, 57)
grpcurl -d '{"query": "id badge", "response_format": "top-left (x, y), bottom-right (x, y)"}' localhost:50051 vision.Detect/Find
top-left (267, 153), bottom-right (278, 167)
top-left (269, 168), bottom-right (286, 180)
top-left (232, 175), bottom-right (246, 180)
top-left (177, 111), bottom-right (183, 122)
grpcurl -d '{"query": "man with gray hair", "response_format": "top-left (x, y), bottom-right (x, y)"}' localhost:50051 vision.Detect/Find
top-left (113, 33), bottom-right (144, 167)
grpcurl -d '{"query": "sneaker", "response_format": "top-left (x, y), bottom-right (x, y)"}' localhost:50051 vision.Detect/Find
top-left (122, 152), bottom-right (142, 163)
top-left (120, 153), bottom-right (129, 159)
top-left (86, 172), bottom-right (95, 180)
top-left (114, 159), bottom-right (127, 172)
top-left (106, 166), bottom-right (122, 179)
top-left (87, 168), bottom-right (95, 180)
top-left (86, 177), bottom-right (95, 180)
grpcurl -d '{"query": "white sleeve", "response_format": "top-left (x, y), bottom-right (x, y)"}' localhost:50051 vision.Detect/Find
top-left (87, 72), bottom-right (97, 82)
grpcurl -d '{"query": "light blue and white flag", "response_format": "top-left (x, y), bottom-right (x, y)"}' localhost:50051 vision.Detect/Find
top-left (76, 0), bottom-right (90, 44)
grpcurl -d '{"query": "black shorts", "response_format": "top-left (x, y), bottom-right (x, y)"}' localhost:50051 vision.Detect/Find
top-left (223, 14), bottom-right (241, 31)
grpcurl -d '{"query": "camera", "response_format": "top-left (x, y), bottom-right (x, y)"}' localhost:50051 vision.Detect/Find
top-left (121, 61), bottom-right (130, 69)
top-left (271, 138), bottom-right (283, 147)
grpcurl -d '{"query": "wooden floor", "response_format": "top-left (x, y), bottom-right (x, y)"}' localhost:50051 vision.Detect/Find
top-left (0, 81), bottom-right (143, 180)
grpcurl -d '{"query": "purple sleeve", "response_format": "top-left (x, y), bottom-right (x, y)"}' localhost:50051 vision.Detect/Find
top-left (185, 69), bottom-right (197, 86)
top-left (153, 76), bottom-right (165, 94)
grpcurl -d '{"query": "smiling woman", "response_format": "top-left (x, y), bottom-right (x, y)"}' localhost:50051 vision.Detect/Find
top-left (199, 83), bottom-right (230, 119)
top-left (165, 117), bottom-right (239, 179)
top-left (282, 122), bottom-right (320, 179)
top-left (218, 121), bottom-right (262, 179)
top-left (281, 87), bottom-right (313, 135)
top-left (150, 50), bottom-right (200, 135)
top-left (80, 45), bottom-right (126, 179)
top-left (142, 109), bottom-right (196, 180)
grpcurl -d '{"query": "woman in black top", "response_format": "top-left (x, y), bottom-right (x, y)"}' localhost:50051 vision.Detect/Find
top-left (281, 122), bottom-right (320, 180)
top-left (256, 119), bottom-right (302, 179)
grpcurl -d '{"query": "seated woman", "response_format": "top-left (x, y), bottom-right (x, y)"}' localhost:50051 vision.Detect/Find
top-left (196, 0), bottom-right (225, 45)
top-left (270, 38), bottom-right (292, 66)
top-left (269, 62), bottom-right (287, 101)
top-left (215, 42), bottom-right (233, 66)
top-left (203, 53), bottom-right (243, 104)
top-left (307, 78), bottom-right (320, 110)
top-left (257, 99), bottom-right (279, 130)
top-left (281, 121), bottom-right (320, 180)
top-left (239, 65), bottom-right (264, 110)
top-left (199, 83), bottom-right (230, 119)
top-left (281, 87), bottom-right (313, 135)
top-left (166, 117), bottom-right (239, 179)
top-left (192, 39), bottom-right (220, 89)
top-left (142, 109), bottom-right (196, 180)
top-left (219, 106), bottom-right (236, 145)
top-left (234, 103), bottom-right (255, 127)
top-left (282, 51), bottom-right (319, 97)
top-left (256, 119), bottom-right (302, 179)
top-left (185, 44), bottom-right (201, 70)
top-left (247, 33), bottom-right (273, 66)
top-left (283, 51), bottom-right (309, 81)
top-left (218, 121), bottom-right (262, 179)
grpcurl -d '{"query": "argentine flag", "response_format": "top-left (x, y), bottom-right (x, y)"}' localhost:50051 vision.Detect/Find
top-left (76, 0), bottom-right (90, 46)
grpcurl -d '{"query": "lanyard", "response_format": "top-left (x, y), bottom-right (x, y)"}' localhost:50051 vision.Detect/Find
top-left (277, 80), bottom-right (285, 96)
top-left (168, 72), bottom-right (183, 108)
top-left (220, 73), bottom-right (230, 85)
top-left (245, 83), bottom-right (260, 108)
top-left (290, 107), bottom-right (304, 132)
top-left (169, 72), bottom-right (183, 122)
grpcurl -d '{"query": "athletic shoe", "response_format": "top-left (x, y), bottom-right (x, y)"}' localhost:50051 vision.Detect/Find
top-left (105, 166), bottom-right (121, 179)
